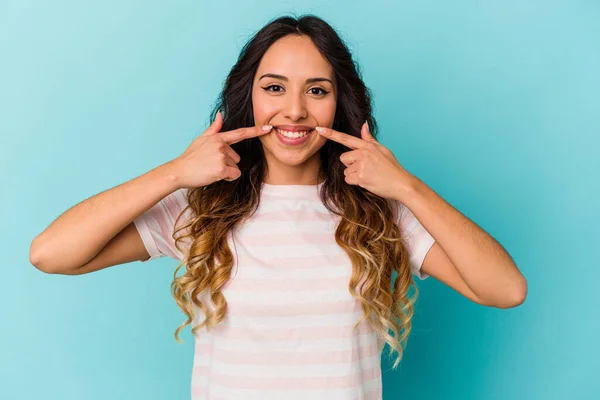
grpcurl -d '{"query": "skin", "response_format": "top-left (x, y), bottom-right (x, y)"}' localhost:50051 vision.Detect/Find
top-left (251, 34), bottom-right (338, 185)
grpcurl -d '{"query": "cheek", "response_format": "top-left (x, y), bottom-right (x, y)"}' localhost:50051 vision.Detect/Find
top-left (314, 134), bottom-right (329, 149)
top-left (309, 100), bottom-right (336, 127)
top-left (252, 93), bottom-right (278, 123)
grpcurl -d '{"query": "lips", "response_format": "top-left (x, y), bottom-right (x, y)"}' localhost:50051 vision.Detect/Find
top-left (275, 127), bottom-right (313, 138)
top-left (273, 127), bottom-right (313, 145)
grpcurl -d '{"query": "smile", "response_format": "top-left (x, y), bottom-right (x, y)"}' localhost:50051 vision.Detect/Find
top-left (275, 128), bottom-right (313, 138)
top-left (273, 127), bottom-right (314, 146)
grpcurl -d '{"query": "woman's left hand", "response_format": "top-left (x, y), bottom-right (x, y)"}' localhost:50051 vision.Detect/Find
top-left (316, 122), bottom-right (415, 200)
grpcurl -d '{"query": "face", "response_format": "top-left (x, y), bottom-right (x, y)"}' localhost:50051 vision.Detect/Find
top-left (251, 34), bottom-right (337, 182)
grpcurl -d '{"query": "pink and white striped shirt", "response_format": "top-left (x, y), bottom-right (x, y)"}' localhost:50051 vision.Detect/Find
top-left (133, 182), bottom-right (435, 400)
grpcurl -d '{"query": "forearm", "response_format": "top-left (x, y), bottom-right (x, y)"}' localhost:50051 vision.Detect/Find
top-left (30, 161), bottom-right (181, 272)
top-left (396, 175), bottom-right (527, 306)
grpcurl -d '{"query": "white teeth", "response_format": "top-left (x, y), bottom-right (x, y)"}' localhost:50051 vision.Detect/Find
top-left (276, 128), bottom-right (310, 139)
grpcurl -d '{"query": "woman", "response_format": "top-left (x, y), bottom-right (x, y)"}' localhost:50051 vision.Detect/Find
top-left (30, 14), bottom-right (527, 400)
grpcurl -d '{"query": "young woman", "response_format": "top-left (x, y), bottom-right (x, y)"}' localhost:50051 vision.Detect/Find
top-left (30, 14), bottom-right (527, 400)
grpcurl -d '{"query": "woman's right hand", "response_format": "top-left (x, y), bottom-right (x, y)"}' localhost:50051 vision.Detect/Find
top-left (169, 111), bottom-right (272, 188)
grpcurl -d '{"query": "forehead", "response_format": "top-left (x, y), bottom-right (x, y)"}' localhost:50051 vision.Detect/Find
top-left (256, 35), bottom-right (334, 80)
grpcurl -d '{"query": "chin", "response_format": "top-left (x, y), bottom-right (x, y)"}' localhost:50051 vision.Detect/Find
top-left (266, 147), bottom-right (316, 166)
top-left (259, 135), bottom-right (325, 167)
top-left (276, 154), bottom-right (315, 167)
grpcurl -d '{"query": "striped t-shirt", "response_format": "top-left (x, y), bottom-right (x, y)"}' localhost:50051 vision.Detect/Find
top-left (133, 182), bottom-right (435, 400)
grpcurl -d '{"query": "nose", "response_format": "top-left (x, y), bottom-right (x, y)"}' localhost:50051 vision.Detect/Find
top-left (282, 90), bottom-right (308, 121)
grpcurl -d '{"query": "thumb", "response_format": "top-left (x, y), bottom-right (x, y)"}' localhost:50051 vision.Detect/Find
top-left (204, 110), bottom-right (223, 135)
top-left (360, 120), bottom-right (375, 141)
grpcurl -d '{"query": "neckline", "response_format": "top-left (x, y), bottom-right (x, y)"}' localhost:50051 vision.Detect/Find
top-left (261, 181), bottom-right (324, 196)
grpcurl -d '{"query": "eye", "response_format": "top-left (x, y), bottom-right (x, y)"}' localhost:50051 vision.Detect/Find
top-left (309, 87), bottom-right (329, 96)
top-left (262, 84), bottom-right (284, 93)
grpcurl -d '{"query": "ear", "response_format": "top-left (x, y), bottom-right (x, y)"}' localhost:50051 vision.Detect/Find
top-left (360, 120), bottom-right (375, 141)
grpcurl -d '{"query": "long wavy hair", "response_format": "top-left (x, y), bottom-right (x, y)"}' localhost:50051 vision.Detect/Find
top-left (169, 14), bottom-right (418, 369)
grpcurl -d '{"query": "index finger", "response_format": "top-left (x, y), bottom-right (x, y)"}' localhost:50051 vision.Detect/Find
top-left (315, 127), bottom-right (367, 149)
top-left (220, 125), bottom-right (273, 145)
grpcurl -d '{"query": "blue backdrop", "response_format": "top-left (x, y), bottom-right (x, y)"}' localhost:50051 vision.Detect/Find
top-left (1, 1), bottom-right (598, 399)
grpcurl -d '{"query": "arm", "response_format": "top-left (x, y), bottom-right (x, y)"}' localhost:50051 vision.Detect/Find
top-left (395, 175), bottom-right (528, 309)
top-left (30, 113), bottom-right (269, 275)
top-left (29, 161), bottom-right (181, 274)
top-left (313, 124), bottom-right (527, 308)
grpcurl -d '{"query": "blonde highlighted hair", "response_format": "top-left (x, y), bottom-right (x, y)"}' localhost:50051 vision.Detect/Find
top-left (168, 14), bottom-right (420, 369)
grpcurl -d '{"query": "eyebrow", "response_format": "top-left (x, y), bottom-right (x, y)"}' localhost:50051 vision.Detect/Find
top-left (259, 73), bottom-right (333, 85)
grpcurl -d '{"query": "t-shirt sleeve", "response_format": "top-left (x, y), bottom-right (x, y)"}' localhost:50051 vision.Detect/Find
top-left (132, 188), bottom-right (190, 262)
top-left (393, 199), bottom-right (436, 280)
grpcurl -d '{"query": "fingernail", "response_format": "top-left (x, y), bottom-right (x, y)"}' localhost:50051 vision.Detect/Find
top-left (261, 125), bottom-right (272, 132)
top-left (316, 127), bottom-right (327, 134)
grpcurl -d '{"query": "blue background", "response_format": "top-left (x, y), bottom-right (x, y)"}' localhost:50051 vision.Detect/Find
top-left (2, 1), bottom-right (598, 399)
